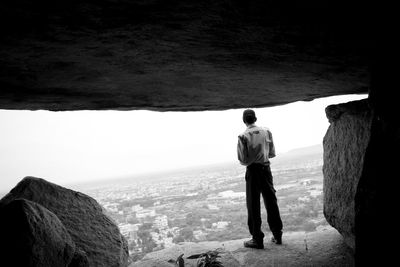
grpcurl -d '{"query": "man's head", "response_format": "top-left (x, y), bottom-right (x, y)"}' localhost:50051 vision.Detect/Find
top-left (243, 109), bottom-right (257, 125)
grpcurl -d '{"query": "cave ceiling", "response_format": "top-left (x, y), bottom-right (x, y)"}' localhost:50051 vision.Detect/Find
top-left (0, 0), bottom-right (372, 111)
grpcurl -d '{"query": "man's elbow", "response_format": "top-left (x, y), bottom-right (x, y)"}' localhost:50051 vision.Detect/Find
top-left (238, 157), bottom-right (247, 166)
top-left (237, 156), bottom-right (249, 166)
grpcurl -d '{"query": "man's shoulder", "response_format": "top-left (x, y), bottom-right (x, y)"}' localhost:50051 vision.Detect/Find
top-left (252, 126), bottom-right (271, 133)
top-left (241, 125), bottom-right (271, 136)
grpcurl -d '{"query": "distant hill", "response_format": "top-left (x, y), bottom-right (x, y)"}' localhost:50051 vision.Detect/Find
top-left (279, 144), bottom-right (323, 159)
top-left (171, 144), bottom-right (324, 173)
top-left (272, 144), bottom-right (323, 169)
top-left (71, 144), bottom-right (324, 189)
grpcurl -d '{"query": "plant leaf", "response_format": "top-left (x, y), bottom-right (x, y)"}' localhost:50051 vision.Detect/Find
top-left (187, 253), bottom-right (204, 259)
top-left (177, 254), bottom-right (184, 267)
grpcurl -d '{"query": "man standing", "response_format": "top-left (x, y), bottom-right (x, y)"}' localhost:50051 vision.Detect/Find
top-left (237, 109), bottom-right (283, 249)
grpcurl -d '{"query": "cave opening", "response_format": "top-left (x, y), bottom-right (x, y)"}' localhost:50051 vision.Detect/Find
top-left (1, 0), bottom-right (392, 265)
top-left (0, 93), bottom-right (366, 264)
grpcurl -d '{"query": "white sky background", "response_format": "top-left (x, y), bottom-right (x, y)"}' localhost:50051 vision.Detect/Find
top-left (0, 94), bottom-right (366, 192)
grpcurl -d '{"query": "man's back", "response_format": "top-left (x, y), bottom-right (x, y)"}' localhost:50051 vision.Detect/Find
top-left (237, 125), bottom-right (276, 166)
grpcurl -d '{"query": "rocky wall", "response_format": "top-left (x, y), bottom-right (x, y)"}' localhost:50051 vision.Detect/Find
top-left (322, 99), bottom-right (372, 249)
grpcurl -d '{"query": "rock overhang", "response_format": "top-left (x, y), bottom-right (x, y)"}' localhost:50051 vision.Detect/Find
top-left (0, 0), bottom-right (372, 111)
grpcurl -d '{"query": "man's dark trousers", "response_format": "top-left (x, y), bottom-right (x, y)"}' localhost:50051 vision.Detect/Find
top-left (246, 163), bottom-right (283, 241)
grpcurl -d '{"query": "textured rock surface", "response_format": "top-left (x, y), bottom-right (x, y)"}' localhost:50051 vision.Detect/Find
top-left (0, 0), bottom-right (371, 111)
top-left (0, 177), bottom-right (129, 267)
top-left (69, 248), bottom-right (90, 267)
top-left (130, 227), bottom-right (353, 267)
top-left (322, 99), bottom-right (372, 249)
top-left (0, 198), bottom-right (75, 267)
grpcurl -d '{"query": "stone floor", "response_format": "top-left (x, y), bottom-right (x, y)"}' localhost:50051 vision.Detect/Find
top-left (130, 226), bottom-right (354, 267)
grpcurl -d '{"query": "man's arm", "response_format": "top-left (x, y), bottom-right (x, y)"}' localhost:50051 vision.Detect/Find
top-left (268, 130), bottom-right (276, 158)
top-left (237, 135), bottom-right (249, 165)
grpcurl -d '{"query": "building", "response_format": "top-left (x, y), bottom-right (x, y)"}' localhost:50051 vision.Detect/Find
top-left (218, 190), bottom-right (246, 199)
top-left (212, 221), bottom-right (230, 230)
top-left (136, 209), bottom-right (156, 219)
top-left (154, 215), bottom-right (168, 230)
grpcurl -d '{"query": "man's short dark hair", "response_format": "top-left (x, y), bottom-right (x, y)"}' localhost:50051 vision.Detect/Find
top-left (243, 109), bottom-right (257, 124)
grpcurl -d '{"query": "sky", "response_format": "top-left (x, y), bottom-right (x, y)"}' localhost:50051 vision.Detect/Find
top-left (0, 94), bottom-right (366, 192)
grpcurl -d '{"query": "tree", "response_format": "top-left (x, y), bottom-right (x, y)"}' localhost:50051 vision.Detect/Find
top-left (173, 236), bottom-right (184, 243)
top-left (180, 227), bottom-right (194, 241)
top-left (298, 208), bottom-right (311, 218)
top-left (140, 222), bottom-right (153, 231)
top-left (127, 216), bottom-right (139, 224)
top-left (137, 224), bottom-right (157, 253)
top-left (186, 213), bottom-right (202, 227)
top-left (302, 221), bottom-right (316, 232)
top-left (142, 239), bottom-right (157, 253)
top-left (128, 240), bottom-right (137, 250)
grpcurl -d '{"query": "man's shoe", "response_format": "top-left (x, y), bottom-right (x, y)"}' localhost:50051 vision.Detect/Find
top-left (271, 232), bottom-right (282, 245)
top-left (244, 239), bottom-right (264, 249)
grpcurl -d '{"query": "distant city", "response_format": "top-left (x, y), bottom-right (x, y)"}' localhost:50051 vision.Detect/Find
top-left (76, 144), bottom-right (326, 263)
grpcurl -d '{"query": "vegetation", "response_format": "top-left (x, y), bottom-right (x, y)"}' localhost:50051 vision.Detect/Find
top-left (168, 250), bottom-right (223, 267)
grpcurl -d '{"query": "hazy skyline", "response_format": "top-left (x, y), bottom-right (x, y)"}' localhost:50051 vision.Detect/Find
top-left (0, 94), bottom-right (366, 192)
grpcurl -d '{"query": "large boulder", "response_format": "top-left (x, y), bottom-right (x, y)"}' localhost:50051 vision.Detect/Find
top-left (69, 248), bottom-right (90, 267)
top-left (322, 99), bottom-right (372, 249)
top-left (0, 198), bottom-right (75, 267)
top-left (0, 177), bottom-right (129, 267)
